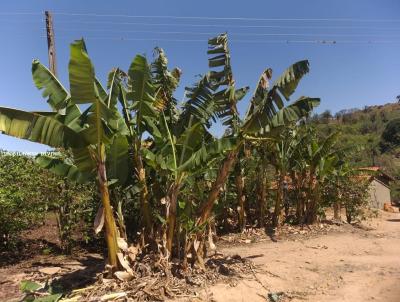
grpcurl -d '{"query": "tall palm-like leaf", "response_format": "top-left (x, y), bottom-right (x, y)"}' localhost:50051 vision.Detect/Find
top-left (32, 60), bottom-right (70, 111)
top-left (151, 47), bottom-right (181, 123)
top-left (207, 34), bottom-right (249, 131)
top-left (242, 61), bottom-right (314, 135)
top-left (179, 75), bottom-right (216, 129)
top-left (0, 107), bottom-right (86, 149)
top-left (179, 34), bottom-right (249, 132)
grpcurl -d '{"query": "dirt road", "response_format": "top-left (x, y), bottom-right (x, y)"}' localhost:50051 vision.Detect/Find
top-left (2, 211), bottom-right (399, 301)
top-left (209, 211), bottom-right (400, 302)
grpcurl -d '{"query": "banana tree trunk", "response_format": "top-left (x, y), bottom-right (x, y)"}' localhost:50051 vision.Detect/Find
top-left (257, 175), bottom-right (267, 227)
top-left (296, 171), bottom-right (306, 224)
top-left (273, 173), bottom-right (284, 228)
top-left (292, 171), bottom-right (302, 223)
top-left (296, 198), bottom-right (303, 224)
top-left (134, 143), bottom-right (153, 236)
top-left (306, 173), bottom-right (319, 224)
top-left (235, 173), bottom-right (246, 232)
top-left (333, 202), bottom-right (341, 220)
top-left (333, 181), bottom-right (341, 220)
top-left (305, 168), bottom-right (315, 224)
top-left (97, 148), bottom-right (119, 269)
top-left (166, 183), bottom-right (180, 257)
top-left (197, 150), bottom-right (238, 226)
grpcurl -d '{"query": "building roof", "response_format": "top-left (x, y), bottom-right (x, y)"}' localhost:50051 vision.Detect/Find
top-left (358, 166), bottom-right (395, 182)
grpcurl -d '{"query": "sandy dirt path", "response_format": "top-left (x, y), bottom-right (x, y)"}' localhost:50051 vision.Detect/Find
top-left (2, 211), bottom-right (399, 301)
top-left (209, 211), bottom-right (400, 302)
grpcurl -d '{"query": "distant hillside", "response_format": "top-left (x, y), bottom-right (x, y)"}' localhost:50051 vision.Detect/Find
top-left (312, 102), bottom-right (400, 200)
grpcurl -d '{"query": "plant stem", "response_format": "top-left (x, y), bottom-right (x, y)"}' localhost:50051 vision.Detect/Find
top-left (97, 144), bottom-right (119, 269)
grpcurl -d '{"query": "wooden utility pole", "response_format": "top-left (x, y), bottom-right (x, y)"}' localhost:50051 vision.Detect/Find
top-left (45, 11), bottom-right (57, 76)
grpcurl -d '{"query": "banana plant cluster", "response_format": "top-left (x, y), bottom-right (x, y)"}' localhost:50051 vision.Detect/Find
top-left (248, 125), bottom-right (358, 229)
top-left (0, 33), bottom-right (320, 271)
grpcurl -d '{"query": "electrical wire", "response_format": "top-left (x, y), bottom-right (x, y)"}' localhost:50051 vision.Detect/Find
top-left (2, 11), bottom-right (400, 44)
top-left (2, 33), bottom-right (397, 45)
top-left (0, 12), bottom-right (41, 15)
top-left (0, 11), bottom-right (399, 23)
top-left (54, 28), bottom-right (400, 38)
top-left (49, 34), bottom-right (400, 44)
top-left (50, 13), bottom-right (400, 23)
top-left (53, 20), bottom-right (400, 31)
top-left (2, 19), bottom-right (400, 31)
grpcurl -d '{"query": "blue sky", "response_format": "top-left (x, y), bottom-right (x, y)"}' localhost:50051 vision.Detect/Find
top-left (1, 0), bottom-right (400, 152)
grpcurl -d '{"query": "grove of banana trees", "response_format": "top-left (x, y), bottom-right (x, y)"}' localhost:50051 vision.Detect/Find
top-left (0, 33), bottom-right (366, 277)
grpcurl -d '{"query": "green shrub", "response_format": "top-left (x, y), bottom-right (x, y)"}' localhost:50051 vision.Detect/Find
top-left (0, 151), bottom-right (97, 251)
top-left (0, 151), bottom-right (55, 248)
top-left (322, 174), bottom-right (369, 223)
top-left (342, 178), bottom-right (370, 223)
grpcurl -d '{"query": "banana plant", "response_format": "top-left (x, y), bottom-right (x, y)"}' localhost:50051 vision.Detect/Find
top-left (196, 34), bottom-right (320, 229)
top-left (0, 40), bottom-right (129, 270)
top-left (127, 42), bottom-right (238, 259)
top-left (121, 54), bottom-right (158, 236)
top-left (296, 128), bottom-right (341, 223)
top-left (252, 145), bottom-right (270, 227)
top-left (143, 111), bottom-right (236, 259)
top-left (116, 48), bottom-right (183, 240)
top-left (268, 127), bottom-right (304, 227)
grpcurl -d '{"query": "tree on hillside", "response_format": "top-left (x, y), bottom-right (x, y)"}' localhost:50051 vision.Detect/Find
top-left (380, 118), bottom-right (400, 152)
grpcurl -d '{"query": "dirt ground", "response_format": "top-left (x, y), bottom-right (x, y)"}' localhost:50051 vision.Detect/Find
top-left (1, 210), bottom-right (399, 302)
top-left (207, 210), bottom-right (400, 302)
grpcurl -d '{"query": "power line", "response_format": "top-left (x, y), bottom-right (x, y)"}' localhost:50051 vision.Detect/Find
top-left (4, 33), bottom-right (397, 44)
top-left (55, 28), bottom-right (400, 38)
top-left (3, 19), bottom-right (400, 32)
top-left (53, 20), bottom-right (400, 31)
top-left (51, 13), bottom-right (400, 23)
top-left (50, 35), bottom-right (400, 44)
top-left (2, 11), bottom-right (399, 44)
top-left (0, 12), bottom-right (399, 23)
top-left (9, 20), bottom-right (398, 39)
top-left (0, 12), bottom-right (41, 15)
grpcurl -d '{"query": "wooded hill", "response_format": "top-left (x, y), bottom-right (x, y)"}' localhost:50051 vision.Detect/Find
top-left (312, 101), bottom-right (400, 200)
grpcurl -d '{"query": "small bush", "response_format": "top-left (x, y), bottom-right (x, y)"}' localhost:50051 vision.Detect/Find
top-left (0, 151), bottom-right (55, 248)
top-left (0, 151), bottom-right (97, 251)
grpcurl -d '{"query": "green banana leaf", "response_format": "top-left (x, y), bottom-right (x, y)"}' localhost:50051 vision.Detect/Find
top-left (177, 136), bottom-right (237, 173)
top-left (106, 134), bottom-right (130, 186)
top-left (128, 54), bottom-right (157, 132)
top-left (273, 60), bottom-right (310, 100)
top-left (32, 60), bottom-right (70, 111)
top-left (243, 97), bottom-right (320, 135)
top-left (0, 107), bottom-right (87, 148)
top-left (69, 39), bottom-right (97, 104)
top-left (244, 60), bottom-right (311, 127)
top-left (36, 154), bottom-right (92, 183)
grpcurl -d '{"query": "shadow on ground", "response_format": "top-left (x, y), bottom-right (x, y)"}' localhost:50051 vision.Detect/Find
top-left (0, 239), bottom-right (63, 267)
top-left (51, 255), bottom-right (105, 292)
